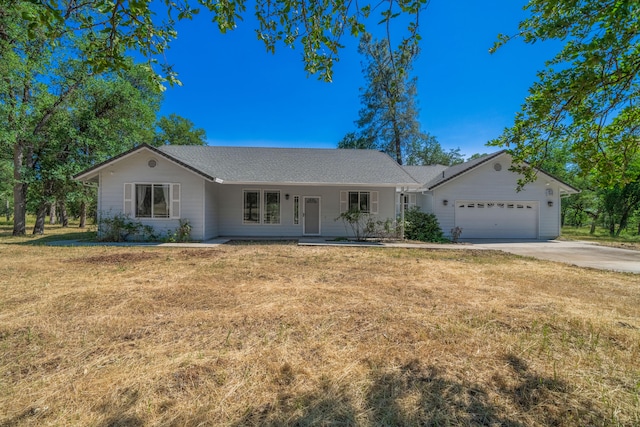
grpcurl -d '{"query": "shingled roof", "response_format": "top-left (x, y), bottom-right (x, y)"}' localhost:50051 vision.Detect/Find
top-left (75, 144), bottom-right (421, 187)
top-left (401, 165), bottom-right (449, 185)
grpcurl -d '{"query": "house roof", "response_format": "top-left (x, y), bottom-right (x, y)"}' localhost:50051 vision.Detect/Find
top-left (401, 165), bottom-right (449, 185)
top-left (75, 144), bottom-right (421, 187)
top-left (425, 151), bottom-right (507, 189)
top-left (423, 150), bottom-right (580, 194)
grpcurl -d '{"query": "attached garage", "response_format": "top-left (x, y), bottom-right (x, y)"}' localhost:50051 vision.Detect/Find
top-left (454, 200), bottom-right (539, 239)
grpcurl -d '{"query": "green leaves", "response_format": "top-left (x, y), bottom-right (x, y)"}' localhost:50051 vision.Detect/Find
top-left (17, 1), bottom-right (426, 84)
top-left (490, 0), bottom-right (640, 188)
top-left (340, 31), bottom-right (457, 167)
top-left (152, 113), bottom-right (207, 146)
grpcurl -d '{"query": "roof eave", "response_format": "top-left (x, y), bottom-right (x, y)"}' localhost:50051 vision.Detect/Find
top-left (73, 143), bottom-right (217, 183)
top-left (216, 180), bottom-right (421, 187)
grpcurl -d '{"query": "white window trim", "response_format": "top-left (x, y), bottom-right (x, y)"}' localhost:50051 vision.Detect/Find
top-left (293, 195), bottom-right (300, 225)
top-left (263, 190), bottom-right (281, 225)
top-left (340, 190), bottom-right (378, 214)
top-left (124, 182), bottom-right (180, 220)
top-left (242, 189), bottom-right (261, 224)
top-left (242, 189), bottom-right (282, 225)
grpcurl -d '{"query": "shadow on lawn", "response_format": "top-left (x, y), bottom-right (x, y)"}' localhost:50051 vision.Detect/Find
top-left (231, 355), bottom-right (605, 426)
top-left (0, 222), bottom-right (95, 246)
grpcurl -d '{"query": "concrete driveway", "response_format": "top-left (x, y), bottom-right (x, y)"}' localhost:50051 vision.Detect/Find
top-left (469, 240), bottom-right (640, 274)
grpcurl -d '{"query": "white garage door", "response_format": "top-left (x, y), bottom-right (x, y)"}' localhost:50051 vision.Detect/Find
top-left (455, 201), bottom-right (538, 239)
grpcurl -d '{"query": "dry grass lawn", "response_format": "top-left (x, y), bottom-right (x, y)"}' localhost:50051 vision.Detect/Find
top-left (1, 233), bottom-right (639, 425)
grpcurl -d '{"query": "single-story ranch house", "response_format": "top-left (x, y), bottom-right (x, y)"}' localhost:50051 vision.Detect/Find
top-left (74, 144), bottom-right (579, 241)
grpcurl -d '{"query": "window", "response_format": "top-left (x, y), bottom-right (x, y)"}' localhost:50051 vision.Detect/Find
top-left (340, 191), bottom-right (378, 214)
top-left (243, 190), bottom-right (281, 225)
top-left (349, 191), bottom-right (370, 212)
top-left (243, 190), bottom-right (260, 223)
top-left (293, 196), bottom-right (300, 225)
top-left (402, 194), bottom-right (416, 212)
top-left (124, 183), bottom-right (179, 219)
top-left (264, 191), bottom-right (281, 224)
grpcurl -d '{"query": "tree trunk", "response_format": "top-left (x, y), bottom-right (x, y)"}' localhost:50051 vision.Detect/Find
top-left (79, 201), bottom-right (86, 228)
top-left (59, 200), bottom-right (69, 227)
top-left (616, 209), bottom-right (631, 237)
top-left (608, 217), bottom-right (615, 236)
top-left (590, 221), bottom-right (597, 234)
top-left (32, 203), bottom-right (46, 234)
top-left (5, 198), bottom-right (10, 221)
top-left (49, 202), bottom-right (57, 225)
top-left (12, 142), bottom-right (27, 236)
top-left (392, 118), bottom-right (402, 165)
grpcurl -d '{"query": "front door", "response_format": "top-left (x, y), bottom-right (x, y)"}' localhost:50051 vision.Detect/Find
top-left (303, 196), bottom-right (321, 235)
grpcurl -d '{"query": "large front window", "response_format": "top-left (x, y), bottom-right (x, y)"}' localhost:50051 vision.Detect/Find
top-left (136, 184), bottom-right (170, 218)
top-left (243, 190), bottom-right (281, 225)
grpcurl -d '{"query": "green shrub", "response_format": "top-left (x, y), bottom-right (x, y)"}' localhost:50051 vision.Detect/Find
top-left (97, 212), bottom-right (157, 242)
top-left (166, 219), bottom-right (192, 242)
top-left (403, 207), bottom-right (446, 242)
top-left (335, 209), bottom-right (396, 240)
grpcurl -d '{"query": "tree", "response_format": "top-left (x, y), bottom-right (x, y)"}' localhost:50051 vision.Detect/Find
top-left (489, 0), bottom-right (640, 188)
top-left (353, 33), bottom-right (420, 164)
top-left (20, 0), bottom-right (428, 84)
top-left (29, 64), bottom-right (162, 234)
top-left (405, 134), bottom-right (464, 166)
top-left (0, 2), bottom-right (89, 235)
top-left (153, 114), bottom-right (206, 146)
top-left (601, 178), bottom-right (640, 236)
top-left (0, 1), bottom-right (162, 235)
top-left (340, 33), bottom-right (459, 166)
top-left (337, 132), bottom-right (376, 150)
top-left (0, 160), bottom-right (11, 221)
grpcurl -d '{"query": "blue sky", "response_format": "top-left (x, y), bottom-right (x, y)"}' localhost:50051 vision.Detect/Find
top-left (158, 1), bottom-right (559, 159)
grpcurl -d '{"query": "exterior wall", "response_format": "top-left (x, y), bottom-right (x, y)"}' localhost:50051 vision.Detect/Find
top-left (432, 157), bottom-right (563, 240)
top-left (414, 192), bottom-right (434, 214)
top-left (98, 150), bottom-right (207, 240)
top-left (214, 184), bottom-right (397, 237)
top-left (204, 180), bottom-right (218, 240)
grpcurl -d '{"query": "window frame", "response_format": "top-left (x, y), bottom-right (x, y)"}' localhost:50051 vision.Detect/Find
top-left (243, 190), bottom-right (261, 224)
top-left (242, 189), bottom-right (282, 225)
top-left (263, 190), bottom-right (281, 225)
top-left (124, 183), bottom-right (180, 220)
top-left (340, 190), bottom-right (378, 214)
top-left (293, 195), bottom-right (300, 225)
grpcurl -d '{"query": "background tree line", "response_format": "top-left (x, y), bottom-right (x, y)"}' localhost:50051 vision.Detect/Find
top-left (339, 1), bottom-right (640, 236)
top-left (0, 2), bottom-right (206, 235)
top-left (3, 0), bottom-right (639, 237)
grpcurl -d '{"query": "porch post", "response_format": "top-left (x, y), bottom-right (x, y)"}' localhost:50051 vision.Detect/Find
top-left (400, 191), bottom-right (405, 240)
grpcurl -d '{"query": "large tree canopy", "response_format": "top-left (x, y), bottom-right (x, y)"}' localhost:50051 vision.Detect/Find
top-left (21, 0), bottom-right (428, 84)
top-left (490, 0), bottom-right (640, 187)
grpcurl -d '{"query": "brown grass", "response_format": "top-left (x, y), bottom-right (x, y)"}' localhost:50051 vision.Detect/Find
top-left (1, 238), bottom-right (639, 426)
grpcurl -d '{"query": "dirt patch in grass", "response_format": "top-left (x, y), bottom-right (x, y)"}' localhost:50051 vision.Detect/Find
top-left (75, 251), bottom-right (161, 264)
top-left (73, 249), bottom-right (223, 265)
top-left (0, 243), bottom-right (638, 426)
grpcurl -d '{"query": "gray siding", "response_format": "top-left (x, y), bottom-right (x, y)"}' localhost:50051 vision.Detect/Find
top-left (98, 150), bottom-right (207, 240)
top-left (204, 181), bottom-right (219, 239)
top-left (214, 184), bottom-right (397, 237)
top-left (431, 159), bottom-right (562, 239)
